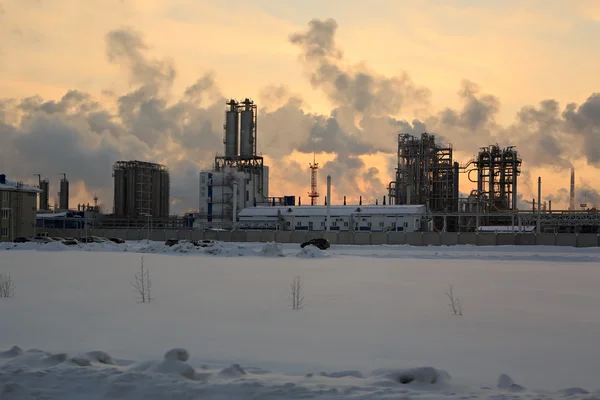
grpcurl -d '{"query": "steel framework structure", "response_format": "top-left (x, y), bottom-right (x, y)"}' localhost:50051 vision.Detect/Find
top-left (389, 133), bottom-right (459, 213)
top-left (464, 145), bottom-right (522, 211)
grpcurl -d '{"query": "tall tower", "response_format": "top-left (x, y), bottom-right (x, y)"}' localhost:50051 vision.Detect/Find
top-left (59, 173), bottom-right (69, 211)
top-left (308, 153), bottom-right (319, 206)
top-left (569, 167), bottom-right (575, 211)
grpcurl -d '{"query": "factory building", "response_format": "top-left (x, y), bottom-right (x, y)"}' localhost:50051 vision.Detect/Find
top-left (0, 174), bottom-right (42, 241)
top-left (198, 166), bottom-right (269, 223)
top-left (196, 98), bottom-right (270, 224)
top-left (113, 161), bottom-right (170, 218)
top-left (238, 205), bottom-right (427, 232)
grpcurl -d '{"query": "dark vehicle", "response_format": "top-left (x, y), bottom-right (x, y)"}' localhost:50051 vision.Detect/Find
top-left (79, 236), bottom-right (109, 243)
top-left (108, 237), bottom-right (125, 244)
top-left (13, 237), bottom-right (31, 243)
top-left (196, 239), bottom-right (216, 248)
top-left (300, 238), bottom-right (330, 250)
top-left (165, 239), bottom-right (179, 247)
top-left (61, 239), bottom-right (79, 246)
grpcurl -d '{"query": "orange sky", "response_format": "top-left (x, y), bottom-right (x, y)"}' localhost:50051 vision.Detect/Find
top-left (2, 0), bottom-right (600, 211)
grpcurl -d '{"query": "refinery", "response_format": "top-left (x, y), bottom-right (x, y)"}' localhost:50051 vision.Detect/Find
top-left (1, 96), bottom-right (600, 243)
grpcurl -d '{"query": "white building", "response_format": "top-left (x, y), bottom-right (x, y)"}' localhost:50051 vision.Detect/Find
top-left (238, 205), bottom-right (427, 232)
top-left (196, 166), bottom-right (269, 225)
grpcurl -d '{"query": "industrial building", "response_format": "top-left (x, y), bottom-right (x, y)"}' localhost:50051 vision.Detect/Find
top-left (197, 98), bottom-right (270, 224)
top-left (238, 205), bottom-right (427, 232)
top-left (388, 133), bottom-right (459, 212)
top-left (0, 174), bottom-right (42, 241)
top-left (113, 160), bottom-right (170, 218)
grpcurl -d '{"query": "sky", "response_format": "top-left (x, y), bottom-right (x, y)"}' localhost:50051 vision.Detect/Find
top-left (1, 0), bottom-right (600, 213)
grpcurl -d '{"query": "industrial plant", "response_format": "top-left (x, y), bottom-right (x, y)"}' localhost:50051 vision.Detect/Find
top-left (195, 98), bottom-right (272, 226)
top-left (6, 94), bottom-right (600, 244)
top-left (113, 160), bottom-right (170, 218)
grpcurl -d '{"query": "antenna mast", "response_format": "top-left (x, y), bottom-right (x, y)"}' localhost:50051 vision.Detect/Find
top-left (308, 152), bottom-right (319, 206)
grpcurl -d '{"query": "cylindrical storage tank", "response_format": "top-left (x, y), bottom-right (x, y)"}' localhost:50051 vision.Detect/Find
top-left (160, 170), bottom-right (170, 217)
top-left (126, 167), bottom-right (136, 216)
top-left (39, 179), bottom-right (49, 210)
top-left (59, 178), bottom-right (69, 210)
top-left (113, 168), bottom-right (126, 216)
top-left (225, 110), bottom-right (239, 158)
top-left (240, 108), bottom-right (254, 159)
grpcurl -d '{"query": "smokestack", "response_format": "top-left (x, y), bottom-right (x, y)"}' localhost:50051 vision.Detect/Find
top-left (326, 175), bottom-right (331, 231)
top-left (570, 167), bottom-right (575, 211)
top-left (343, 195), bottom-right (346, 205)
top-left (537, 177), bottom-right (541, 234)
top-left (359, 196), bottom-right (362, 205)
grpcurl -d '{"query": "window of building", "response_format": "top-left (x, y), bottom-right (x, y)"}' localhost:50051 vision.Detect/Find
top-left (344, 222), bottom-right (349, 227)
top-left (0, 227), bottom-right (7, 237)
top-left (379, 222), bottom-right (384, 227)
top-left (1, 192), bottom-right (7, 202)
top-left (321, 221), bottom-right (325, 226)
top-left (297, 221), bottom-right (301, 226)
top-left (246, 191), bottom-right (249, 201)
top-left (404, 222), bottom-right (408, 228)
top-left (332, 222), bottom-right (337, 227)
top-left (1, 209), bottom-right (9, 219)
top-left (286, 221), bottom-right (291, 226)
top-left (367, 222), bottom-right (372, 227)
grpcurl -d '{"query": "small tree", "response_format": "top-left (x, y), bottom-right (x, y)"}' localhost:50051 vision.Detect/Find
top-left (446, 284), bottom-right (463, 316)
top-left (288, 276), bottom-right (304, 310)
top-left (0, 272), bottom-right (15, 298)
top-left (131, 256), bottom-right (153, 303)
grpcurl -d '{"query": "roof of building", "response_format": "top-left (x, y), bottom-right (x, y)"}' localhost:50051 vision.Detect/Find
top-left (0, 175), bottom-right (42, 193)
top-left (239, 205), bottom-right (426, 217)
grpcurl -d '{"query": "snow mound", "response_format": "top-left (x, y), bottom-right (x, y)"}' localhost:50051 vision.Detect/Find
top-left (260, 242), bottom-right (284, 257)
top-left (219, 363), bottom-right (247, 378)
top-left (204, 242), bottom-right (250, 257)
top-left (86, 350), bottom-right (116, 365)
top-left (559, 387), bottom-right (589, 396)
top-left (0, 346), bottom-right (23, 358)
top-left (164, 348), bottom-right (189, 362)
top-left (297, 246), bottom-right (330, 258)
top-left (5, 351), bottom-right (68, 367)
top-left (131, 348), bottom-right (199, 380)
top-left (372, 367), bottom-right (451, 386)
top-left (168, 242), bottom-right (197, 253)
top-left (325, 370), bottom-right (364, 379)
top-left (497, 373), bottom-right (525, 392)
top-left (41, 242), bottom-right (71, 251)
top-left (70, 357), bottom-right (92, 367)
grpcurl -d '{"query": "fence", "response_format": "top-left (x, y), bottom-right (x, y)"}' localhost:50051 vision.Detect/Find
top-left (36, 228), bottom-right (600, 247)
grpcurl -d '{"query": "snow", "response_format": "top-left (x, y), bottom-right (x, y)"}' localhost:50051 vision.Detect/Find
top-left (1, 241), bottom-right (600, 399)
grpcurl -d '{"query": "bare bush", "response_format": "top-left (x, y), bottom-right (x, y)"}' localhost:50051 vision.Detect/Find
top-left (288, 276), bottom-right (304, 310)
top-left (446, 284), bottom-right (463, 316)
top-left (131, 256), bottom-right (153, 303)
top-left (0, 272), bottom-right (15, 298)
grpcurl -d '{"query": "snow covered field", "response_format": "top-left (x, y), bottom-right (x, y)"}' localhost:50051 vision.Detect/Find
top-left (1, 241), bottom-right (600, 399)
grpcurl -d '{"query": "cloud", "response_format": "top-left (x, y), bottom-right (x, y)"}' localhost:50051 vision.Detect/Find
top-left (2, 18), bottom-right (600, 214)
top-left (289, 18), bottom-right (430, 116)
